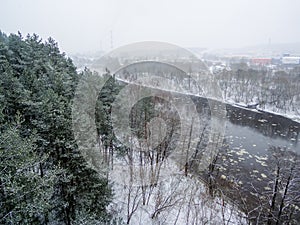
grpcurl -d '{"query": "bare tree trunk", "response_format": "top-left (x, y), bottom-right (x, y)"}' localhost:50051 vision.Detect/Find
top-left (267, 165), bottom-right (280, 225)
top-left (276, 165), bottom-right (294, 225)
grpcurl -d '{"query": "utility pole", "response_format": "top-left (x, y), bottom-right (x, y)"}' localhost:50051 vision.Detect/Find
top-left (110, 30), bottom-right (113, 50)
top-left (268, 37), bottom-right (271, 57)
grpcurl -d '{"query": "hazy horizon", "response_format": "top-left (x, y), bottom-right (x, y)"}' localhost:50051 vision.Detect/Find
top-left (1, 0), bottom-right (300, 54)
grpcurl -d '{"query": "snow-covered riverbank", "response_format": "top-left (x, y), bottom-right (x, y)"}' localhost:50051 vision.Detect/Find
top-left (108, 157), bottom-right (246, 224)
top-left (115, 77), bottom-right (300, 124)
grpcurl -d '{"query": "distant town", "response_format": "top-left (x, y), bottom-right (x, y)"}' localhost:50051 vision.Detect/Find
top-left (204, 51), bottom-right (300, 74)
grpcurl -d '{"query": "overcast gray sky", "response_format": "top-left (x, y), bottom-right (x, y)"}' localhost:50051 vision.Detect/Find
top-left (1, 0), bottom-right (300, 53)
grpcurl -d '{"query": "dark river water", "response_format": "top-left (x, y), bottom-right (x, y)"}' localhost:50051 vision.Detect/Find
top-left (191, 95), bottom-right (300, 222)
top-left (191, 94), bottom-right (300, 159)
top-left (226, 105), bottom-right (299, 155)
top-left (223, 104), bottom-right (299, 175)
top-left (191, 95), bottom-right (300, 176)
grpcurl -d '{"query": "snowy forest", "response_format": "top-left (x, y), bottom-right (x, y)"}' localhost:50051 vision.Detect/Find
top-left (1, 31), bottom-right (300, 225)
top-left (0, 32), bottom-right (112, 224)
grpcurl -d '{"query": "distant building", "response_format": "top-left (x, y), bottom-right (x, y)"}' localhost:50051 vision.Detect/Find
top-left (251, 58), bottom-right (272, 65)
top-left (281, 56), bottom-right (300, 65)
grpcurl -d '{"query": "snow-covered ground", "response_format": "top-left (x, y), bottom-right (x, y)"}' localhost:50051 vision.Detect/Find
top-left (108, 156), bottom-right (246, 225)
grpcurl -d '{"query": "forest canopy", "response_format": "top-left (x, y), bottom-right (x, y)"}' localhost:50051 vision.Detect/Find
top-left (0, 31), bottom-right (112, 225)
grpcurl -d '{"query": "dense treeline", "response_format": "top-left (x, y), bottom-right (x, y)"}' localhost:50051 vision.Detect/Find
top-left (216, 65), bottom-right (300, 117)
top-left (0, 31), bottom-right (112, 224)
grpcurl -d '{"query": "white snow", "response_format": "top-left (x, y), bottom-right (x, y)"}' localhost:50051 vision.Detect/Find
top-left (108, 155), bottom-right (246, 224)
